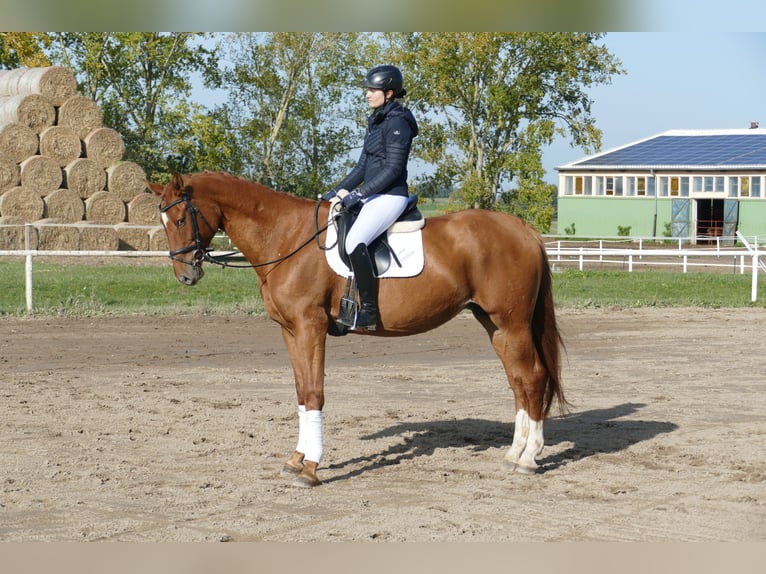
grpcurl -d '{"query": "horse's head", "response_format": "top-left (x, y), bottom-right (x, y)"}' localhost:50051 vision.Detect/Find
top-left (149, 172), bottom-right (219, 286)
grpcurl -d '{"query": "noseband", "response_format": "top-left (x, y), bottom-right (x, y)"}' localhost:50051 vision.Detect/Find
top-left (159, 191), bottom-right (217, 268)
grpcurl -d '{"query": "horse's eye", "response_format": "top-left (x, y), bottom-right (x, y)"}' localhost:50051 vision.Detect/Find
top-left (177, 217), bottom-right (186, 228)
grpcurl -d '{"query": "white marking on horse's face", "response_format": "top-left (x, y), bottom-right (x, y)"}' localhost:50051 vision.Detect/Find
top-left (160, 211), bottom-right (169, 227)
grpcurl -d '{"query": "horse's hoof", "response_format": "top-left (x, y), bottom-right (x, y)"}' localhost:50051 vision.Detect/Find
top-left (280, 462), bottom-right (303, 476)
top-left (502, 459), bottom-right (518, 472)
top-left (514, 463), bottom-right (538, 475)
top-left (292, 474), bottom-right (321, 488)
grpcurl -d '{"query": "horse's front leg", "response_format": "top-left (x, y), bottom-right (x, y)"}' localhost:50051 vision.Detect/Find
top-left (279, 324), bottom-right (327, 488)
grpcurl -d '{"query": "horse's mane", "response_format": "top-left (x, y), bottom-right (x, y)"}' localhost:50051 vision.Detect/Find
top-left (185, 171), bottom-right (315, 210)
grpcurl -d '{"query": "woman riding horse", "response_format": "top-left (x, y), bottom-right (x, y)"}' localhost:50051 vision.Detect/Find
top-left (322, 64), bottom-right (418, 331)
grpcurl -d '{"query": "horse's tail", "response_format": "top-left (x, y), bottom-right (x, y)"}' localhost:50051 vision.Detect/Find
top-left (533, 238), bottom-right (569, 418)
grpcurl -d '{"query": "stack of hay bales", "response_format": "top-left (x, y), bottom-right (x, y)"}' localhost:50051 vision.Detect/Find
top-left (0, 66), bottom-right (164, 251)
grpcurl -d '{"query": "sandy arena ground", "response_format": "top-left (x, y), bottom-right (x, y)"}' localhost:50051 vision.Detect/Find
top-left (1, 307), bottom-right (764, 541)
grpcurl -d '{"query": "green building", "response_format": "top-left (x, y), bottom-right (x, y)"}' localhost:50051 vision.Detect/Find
top-left (556, 128), bottom-right (766, 243)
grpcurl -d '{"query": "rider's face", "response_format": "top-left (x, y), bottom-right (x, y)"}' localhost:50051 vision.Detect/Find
top-left (366, 88), bottom-right (390, 109)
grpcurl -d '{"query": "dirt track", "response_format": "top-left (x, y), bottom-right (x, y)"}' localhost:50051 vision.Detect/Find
top-left (1, 308), bottom-right (764, 541)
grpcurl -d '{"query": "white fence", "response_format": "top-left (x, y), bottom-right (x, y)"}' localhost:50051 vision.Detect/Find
top-left (1, 224), bottom-right (763, 311)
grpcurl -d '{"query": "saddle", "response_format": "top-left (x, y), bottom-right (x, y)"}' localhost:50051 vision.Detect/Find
top-left (334, 194), bottom-right (424, 277)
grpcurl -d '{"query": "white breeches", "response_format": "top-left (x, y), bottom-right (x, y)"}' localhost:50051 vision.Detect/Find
top-left (344, 193), bottom-right (409, 252)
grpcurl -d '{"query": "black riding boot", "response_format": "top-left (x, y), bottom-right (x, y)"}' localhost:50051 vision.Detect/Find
top-left (348, 243), bottom-right (378, 330)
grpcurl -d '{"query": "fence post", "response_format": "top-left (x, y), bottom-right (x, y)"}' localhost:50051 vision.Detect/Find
top-left (736, 231), bottom-right (759, 302)
top-left (24, 224), bottom-right (33, 312)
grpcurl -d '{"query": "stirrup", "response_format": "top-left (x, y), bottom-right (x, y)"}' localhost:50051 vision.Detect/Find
top-left (336, 277), bottom-right (358, 329)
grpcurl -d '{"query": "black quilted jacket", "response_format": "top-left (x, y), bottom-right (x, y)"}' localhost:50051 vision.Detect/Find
top-left (334, 101), bottom-right (418, 198)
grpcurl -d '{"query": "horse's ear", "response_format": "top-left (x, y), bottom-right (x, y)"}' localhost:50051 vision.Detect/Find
top-left (146, 181), bottom-right (164, 196)
top-left (171, 172), bottom-right (184, 191)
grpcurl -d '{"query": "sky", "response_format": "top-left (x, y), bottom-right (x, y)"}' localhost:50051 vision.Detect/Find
top-left (543, 32), bottom-right (766, 183)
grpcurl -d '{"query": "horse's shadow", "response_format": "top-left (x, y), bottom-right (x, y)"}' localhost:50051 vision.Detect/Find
top-left (323, 402), bottom-right (677, 483)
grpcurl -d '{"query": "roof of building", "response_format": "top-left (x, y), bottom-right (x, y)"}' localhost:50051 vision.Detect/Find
top-left (558, 128), bottom-right (766, 171)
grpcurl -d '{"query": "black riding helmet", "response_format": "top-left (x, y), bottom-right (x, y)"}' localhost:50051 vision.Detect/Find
top-left (362, 65), bottom-right (407, 98)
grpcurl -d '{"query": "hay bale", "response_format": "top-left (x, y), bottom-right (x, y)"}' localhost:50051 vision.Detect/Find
top-left (106, 161), bottom-right (147, 202)
top-left (127, 192), bottom-right (160, 225)
top-left (84, 190), bottom-right (126, 224)
top-left (0, 67), bottom-right (77, 107)
top-left (0, 94), bottom-right (55, 133)
top-left (0, 123), bottom-right (39, 162)
top-left (43, 188), bottom-right (85, 223)
top-left (83, 127), bottom-right (124, 168)
top-left (63, 157), bottom-right (106, 199)
top-left (148, 226), bottom-right (169, 251)
top-left (0, 185), bottom-right (45, 221)
top-left (58, 95), bottom-right (104, 140)
top-left (115, 222), bottom-right (149, 251)
top-left (39, 125), bottom-right (82, 167)
top-left (19, 155), bottom-right (63, 197)
top-left (0, 215), bottom-right (37, 250)
top-left (0, 156), bottom-right (20, 193)
top-left (34, 218), bottom-right (80, 251)
top-left (0, 69), bottom-right (27, 97)
top-left (75, 222), bottom-right (119, 251)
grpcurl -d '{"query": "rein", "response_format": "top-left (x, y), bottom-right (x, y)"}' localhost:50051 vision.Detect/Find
top-left (160, 190), bottom-right (334, 270)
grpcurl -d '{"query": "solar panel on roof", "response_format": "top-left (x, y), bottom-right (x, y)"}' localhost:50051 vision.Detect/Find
top-left (568, 132), bottom-right (766, 168)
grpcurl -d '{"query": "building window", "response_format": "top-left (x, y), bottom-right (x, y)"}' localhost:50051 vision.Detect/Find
top-left (753, 177), bottom-right (761, 198)
top-left (729, 177), bottom-right (738, 197)
top-left (704, 176), bottom-right (714, 193)
top-left (605, 177), bottom-right (614, 196)
top-left (563, 176), bottom-right (573, 195)
top-left (583, 177), bottom-right (592, 195)
top-left (574, 176), bottom-right (583, 195)
top-left (659, 177), bottom-right (669, 197)
top-left (595, 176), bottom-right (604, 196)
top-left (670, 177), bottom-right (680, 197)
top-left (740, 177), bottom-right (750, 197)
top-left (647, 176), bottom-right (656, 196)
top-left (635, 177), bottom-right (645, 196)
top-left (614, 176), bottom-right (623, 196)
top-left (680, 177), bottom-right (689, 197)
top-left (693, 177), bottom-right (703, 193)
top-left (715, 176), bottom-right (724, 193)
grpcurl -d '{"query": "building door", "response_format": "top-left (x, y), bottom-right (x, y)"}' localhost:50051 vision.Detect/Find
top-left (696, 199), bottom-right (734, 244)
top-left (671, 198), bottom-right (690, 238)
top-left (723, 199), bottom-right (739, 245)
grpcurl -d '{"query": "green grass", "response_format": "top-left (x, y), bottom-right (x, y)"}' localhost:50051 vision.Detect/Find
top-left (0, 261), bottom-right (763, 316)
top-left (553, 270), bottom-right (764, 309)
top-left (0, 260), bottom-right (264, 316)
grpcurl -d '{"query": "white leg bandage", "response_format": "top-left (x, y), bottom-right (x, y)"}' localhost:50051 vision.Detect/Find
top-left (303, 410), bottom-right (324, 464)
top-left (296, 405), bottom-right (307, 453)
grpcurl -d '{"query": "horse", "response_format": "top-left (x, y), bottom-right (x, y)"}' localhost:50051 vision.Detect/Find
top-left (149, 171), bottom-right (567, 488)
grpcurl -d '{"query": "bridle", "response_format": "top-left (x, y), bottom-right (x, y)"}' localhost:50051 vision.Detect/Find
top-left (159, 188), bottom-right (335, 270)
top-left (159, 189), bottom-right (216, 269)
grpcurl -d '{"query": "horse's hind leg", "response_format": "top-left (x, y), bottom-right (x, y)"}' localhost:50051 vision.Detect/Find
top-left (471, 307), bottom-right (547, 474)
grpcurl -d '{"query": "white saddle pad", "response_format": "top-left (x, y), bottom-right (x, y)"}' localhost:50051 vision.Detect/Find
top-left (324, 214), bottom-right (424, 278)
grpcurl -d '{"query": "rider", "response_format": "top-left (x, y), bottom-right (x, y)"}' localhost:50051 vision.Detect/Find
top-left (322, 64), bottom-right (419, 330)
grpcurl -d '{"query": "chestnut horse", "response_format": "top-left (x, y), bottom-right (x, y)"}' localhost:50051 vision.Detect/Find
top-left (150, 171), bottom-right (566, 487)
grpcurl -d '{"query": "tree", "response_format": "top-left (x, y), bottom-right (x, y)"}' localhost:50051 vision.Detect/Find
top-left (0, 33), bottom-right (51, 68)
top-left (46, 33), bottom-right (218, 181)
top-left (386, 33), bottom-right (624, 231)
top-left (212, 32), bottom-right (380, 196)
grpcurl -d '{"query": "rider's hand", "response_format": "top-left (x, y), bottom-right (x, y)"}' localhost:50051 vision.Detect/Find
top-left (320, 189), bottom-right (337, 201)
top-left (341, 191), bottom-right (362, 209)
